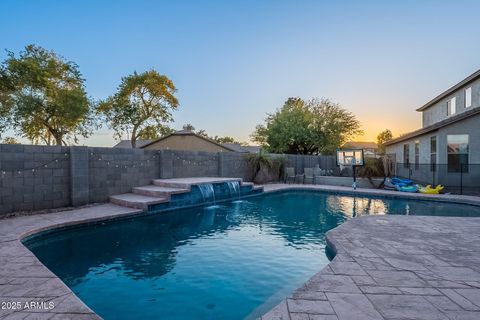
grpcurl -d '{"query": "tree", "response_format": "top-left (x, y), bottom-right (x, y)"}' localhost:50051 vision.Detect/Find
top-left (181, 123), bottom-right (240, 144)
top-left (182, 123), bottom-right (195, 131)
top-left (98, 70), bottom-right (179, 148)
top-left (251, 97), bottom-right (315, 154)
top-left (0, 45), bottom-right (93, 145)
top-left (377, 129), bottom-right (393, 155)
top-left (309, 98), bottom-right (363, 154)
top-left (213, 136), bottom-right (236, 144)
top-left (251, 97), bottom-right (362, 155)
top-left (137, 124), bottom-right (175, 140)
top-left (2, 136), bottom-right (20, 144)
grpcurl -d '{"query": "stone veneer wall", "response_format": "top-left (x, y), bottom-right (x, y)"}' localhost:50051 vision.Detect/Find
top-left (0, 144), bottom-right (336, 217)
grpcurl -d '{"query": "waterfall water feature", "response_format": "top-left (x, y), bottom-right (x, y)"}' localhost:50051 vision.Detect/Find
top-left (198, 183), bottom-right (216, 206)
top-left (198, 181), bottom-right (243, 207)
top-left (226, 181), bottom-right (241, 201)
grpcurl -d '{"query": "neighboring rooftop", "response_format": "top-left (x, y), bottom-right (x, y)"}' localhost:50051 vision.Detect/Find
top-left (112, 131), bottom-right (260, 153)
top-left (113, 139), bottom-right (154, 148)
top-left (140, 130), bottom-right (236, 151)
top-left (384, 106), bottom-right (480, 146)
top-left (342, 141), bottom-right (378, 150)
top-left (222, 143), bottom-right (261, 153)
top-left (416, 68), bottom-right (480, 111)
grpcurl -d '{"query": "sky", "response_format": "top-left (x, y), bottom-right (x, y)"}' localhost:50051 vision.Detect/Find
top-left (1, 0), bottom-right (480, 146)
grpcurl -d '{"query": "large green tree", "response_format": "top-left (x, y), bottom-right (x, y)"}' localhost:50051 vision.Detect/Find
top-left (251, 97), bottom-right (362, 155)
top-left (99, 70), bottom-right (179, 148)
top-left (0, 45), bottom-right (93, 145)
top-left (137, 124), bottom-right (175, 140)
top-left (376, 129), bottom-right (393, 154)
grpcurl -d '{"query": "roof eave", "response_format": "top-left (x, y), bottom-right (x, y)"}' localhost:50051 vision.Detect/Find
top-left (416, 69), bottom-right (480, 112)
top-left (384, 107), bottom-right (480, 146)
top-left (139, 131), bottom-right (236, 152)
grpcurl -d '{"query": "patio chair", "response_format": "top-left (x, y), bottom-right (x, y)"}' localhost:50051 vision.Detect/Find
top-left (304, 168), bottom-right (314, 184)
top-left (284, 167), bottom-right (296, 184)
top-left (313, 166), bottom-right (322, 184)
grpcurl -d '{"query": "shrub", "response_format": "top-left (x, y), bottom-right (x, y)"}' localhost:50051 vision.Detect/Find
top-left (358, 157), bottom-right (385, 186)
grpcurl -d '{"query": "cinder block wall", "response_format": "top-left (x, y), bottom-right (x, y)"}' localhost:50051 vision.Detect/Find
top-left (170, 150), bottom-right (219, 178)
top-left (88, 147), bottom-right (160, 203)
top-left (283, 154), bottom-right (339, 175)
top-left (0, 144), bottom-right (336, 217)
top-left (218, 152), bottom-right (252, 181)
top-left (0, 144), bottom-right (71, 214)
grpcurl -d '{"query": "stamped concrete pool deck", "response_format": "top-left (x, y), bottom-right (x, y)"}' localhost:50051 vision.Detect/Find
top-left (0, 204), bottom-right (142, 319)
top-left (2, 183), bottom-right (480, 319)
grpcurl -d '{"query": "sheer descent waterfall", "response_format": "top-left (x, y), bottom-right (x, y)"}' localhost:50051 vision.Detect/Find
top-left (198, 183), bottom-right (216, 205)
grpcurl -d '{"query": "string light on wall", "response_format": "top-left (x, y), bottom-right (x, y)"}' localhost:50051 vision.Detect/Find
top-left (0, 152), bottom-right (70, 178)
top-left (0, 150), bottom-right (249, 178)
top-left (172, 154), bottom-right (217, 166)
top-left (87, 151), bottom-right (159, 170)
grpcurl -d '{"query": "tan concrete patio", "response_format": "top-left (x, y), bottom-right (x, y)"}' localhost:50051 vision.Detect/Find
top-left (1, 184), bottom-right (480, 319)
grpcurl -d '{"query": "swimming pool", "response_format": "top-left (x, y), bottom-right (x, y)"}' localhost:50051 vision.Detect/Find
top-left (24, 190), bottom-right (480, 319)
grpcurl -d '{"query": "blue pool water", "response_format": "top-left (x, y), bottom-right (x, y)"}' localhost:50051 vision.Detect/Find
top-left (25, 191), bottom-right (480, 319)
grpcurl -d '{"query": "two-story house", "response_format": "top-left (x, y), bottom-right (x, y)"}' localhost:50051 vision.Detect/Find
top-left (384, 69), bottom-right (480, 186)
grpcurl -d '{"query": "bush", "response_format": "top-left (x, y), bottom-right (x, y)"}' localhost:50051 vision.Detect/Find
top-left (247, 151), bottom-right (285, 184)
top-left (357, 157), bottom-right (385, 186)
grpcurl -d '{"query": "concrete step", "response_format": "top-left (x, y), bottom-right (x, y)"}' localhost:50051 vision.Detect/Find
top-left (133, 185), bottom-right (189, 198)
top-left (152, 179), bottom-right (190, 189)
top-left (109, 193), bottom-right (169, 210)
top-left (241, 182), bottom-right (255, 187)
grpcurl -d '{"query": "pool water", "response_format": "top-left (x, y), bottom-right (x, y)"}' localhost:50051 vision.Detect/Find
top-left (25, 191), bottom-right (480, 320)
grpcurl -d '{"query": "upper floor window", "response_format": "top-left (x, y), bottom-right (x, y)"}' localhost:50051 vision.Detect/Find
top-left (447, 134), bottom-right (469, 172)
top-left (447, 97), bottom-right (456, 116)
top-left (465, 87), bottom-right (472, 108)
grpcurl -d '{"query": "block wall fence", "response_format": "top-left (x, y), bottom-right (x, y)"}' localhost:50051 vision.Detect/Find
top-left (0, 144), bottom-right (336, 217)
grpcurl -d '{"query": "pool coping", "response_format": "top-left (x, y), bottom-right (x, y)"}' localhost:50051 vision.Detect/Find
top-left (1, 184), bottom-right (480, 319)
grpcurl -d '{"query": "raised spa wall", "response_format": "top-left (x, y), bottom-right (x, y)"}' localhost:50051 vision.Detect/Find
top-left (148, 181), bottom-right (263, 213)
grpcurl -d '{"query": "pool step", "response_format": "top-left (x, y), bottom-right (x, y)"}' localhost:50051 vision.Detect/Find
top-left (109, 177), bottom-right (263, 211)
top-left (253, 185), bottom-right (263, 191)
top-left (109, 193), bottom-right (169, 210)
top-left (133, 185), bottom-right (189, 198)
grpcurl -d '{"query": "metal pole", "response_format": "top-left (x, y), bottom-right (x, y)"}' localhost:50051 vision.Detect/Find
top-left (352, 165), bottom-right (357, 190)
top-left (460, 164), bottom-right (463, 195)
top-left (432, 164), bottom-right (435, 186)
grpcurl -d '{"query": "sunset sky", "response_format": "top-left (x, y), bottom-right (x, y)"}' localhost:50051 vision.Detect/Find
top-left (1, 0), bottom-right (480, 146)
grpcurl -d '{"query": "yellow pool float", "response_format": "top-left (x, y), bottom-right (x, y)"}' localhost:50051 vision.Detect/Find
top-left (416, 184), bottom-right (444, 194)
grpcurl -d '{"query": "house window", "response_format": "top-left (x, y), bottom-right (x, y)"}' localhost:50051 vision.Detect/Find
top-left (447, 97), bottom-right (456, 116)
top-left (414, 141), bottom-right (419, 170)
top-left (403, 144), bottom-right (409, 168)
top-left (430, 136), bottom-right (437, 172)
top-left (447, 134), bottom-right (469, 172)
top-left (465, 87), bottom-right (472, 108)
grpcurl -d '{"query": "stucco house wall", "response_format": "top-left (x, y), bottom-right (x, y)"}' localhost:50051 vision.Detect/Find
top-left (386, 110), bottom-right (480, 165)
top-left (422, 77), bottom-right (480, 127)
top-left (386, 112), bottom-right (480, 187)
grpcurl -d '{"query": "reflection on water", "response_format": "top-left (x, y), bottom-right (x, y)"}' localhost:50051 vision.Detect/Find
top-left (327, 196), bottom-right (387, 218)
top-left (326, 194), bottom-right (480, 218)
top-left (25, 191), bottom-right (480, 320)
